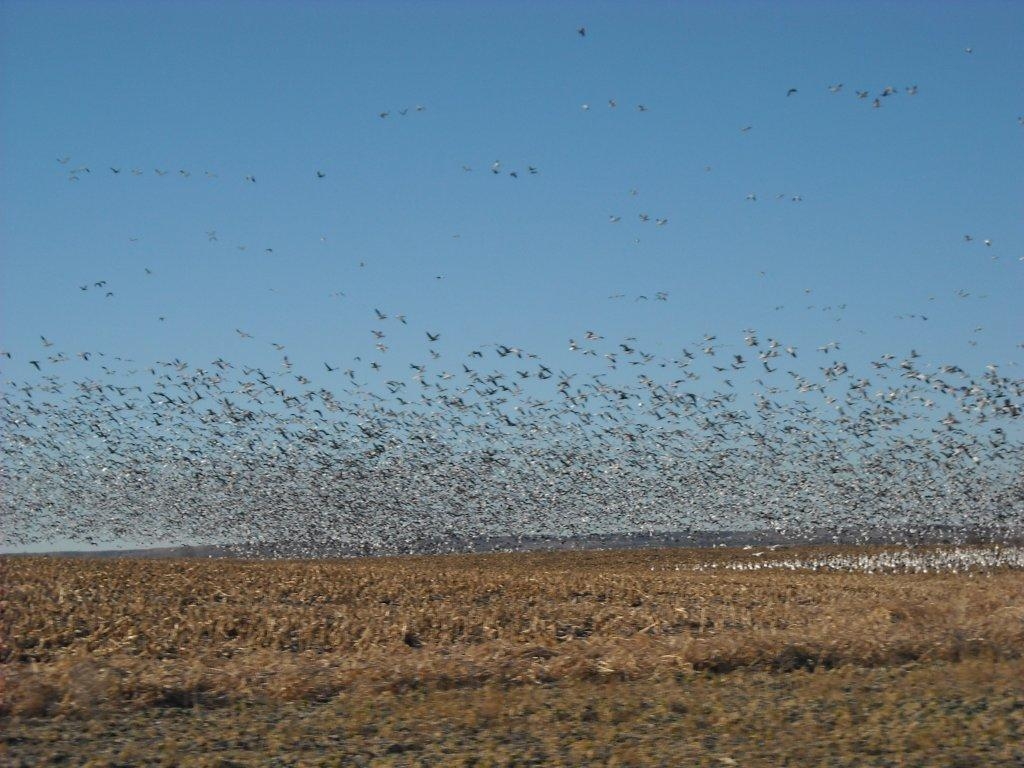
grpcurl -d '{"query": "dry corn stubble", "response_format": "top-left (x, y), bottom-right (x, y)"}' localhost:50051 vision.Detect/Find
top-left (2, 546), bottom-right (1023, 717)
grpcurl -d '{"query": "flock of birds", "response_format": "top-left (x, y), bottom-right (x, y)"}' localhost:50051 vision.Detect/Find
top-left (689, 546), bottom-right (1024, 574)
top-left (3, 313), bottom-right (1021, 553)
top-left (3, 27), bottom-right (1022, 555)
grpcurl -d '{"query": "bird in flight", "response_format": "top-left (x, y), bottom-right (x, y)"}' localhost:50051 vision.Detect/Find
top-left (786, 88), bottom-right (798, 97)
top-left (316, 170), bottom-right (326, 179)
top-left (577, 26), bottom-right (586, 37)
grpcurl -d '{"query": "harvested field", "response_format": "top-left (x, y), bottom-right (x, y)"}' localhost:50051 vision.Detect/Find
top-left (3, 546), bottom-right (1024, 766)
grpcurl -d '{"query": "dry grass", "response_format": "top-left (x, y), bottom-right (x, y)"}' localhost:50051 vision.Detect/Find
top-left (2, 546), bottom-right (1023, 765)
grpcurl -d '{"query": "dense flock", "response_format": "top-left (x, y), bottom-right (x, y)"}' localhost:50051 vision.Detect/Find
top-left (691, 546), bottom-right (1024, 573)
top-left (2, 319), bottom-right (1021, 553)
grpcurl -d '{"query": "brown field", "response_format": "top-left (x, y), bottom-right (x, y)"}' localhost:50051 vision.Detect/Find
top-left (2, 547), bottom-right (1023, 766)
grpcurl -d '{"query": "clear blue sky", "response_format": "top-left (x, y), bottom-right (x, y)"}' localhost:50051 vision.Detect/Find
top-left (1, 1), bottom-right (1022, 550)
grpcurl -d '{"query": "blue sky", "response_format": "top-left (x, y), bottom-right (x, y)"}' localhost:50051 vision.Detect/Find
top-left (1, 1), bottom-right (1022, 550)
top-left (2, 0), bottom-right (1021, 372)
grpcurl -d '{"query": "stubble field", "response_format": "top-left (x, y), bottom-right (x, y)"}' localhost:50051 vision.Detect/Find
top-left (2, 546), bottom-right (1023, 766)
